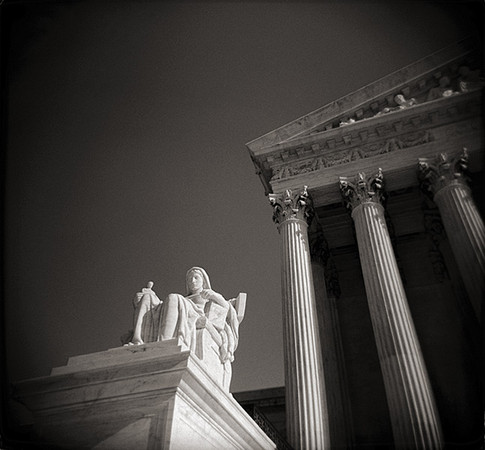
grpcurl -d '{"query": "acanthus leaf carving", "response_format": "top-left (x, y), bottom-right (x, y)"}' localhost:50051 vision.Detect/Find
top-left (339, 168), bottom-right (386, 212)
top-left (269, 186), bottom-right (314, 226)
top-left (418, 147), bottom-right (470, 199)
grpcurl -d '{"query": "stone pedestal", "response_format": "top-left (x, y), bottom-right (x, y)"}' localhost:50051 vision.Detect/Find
top-left (13, 340), bottom-right (275, 450)
top-left (340, 170), bottom-right (443, 449)
top-left (419, 149), bottom-right (484, 321)
top-left (269, 187), bottom-right (329, 449)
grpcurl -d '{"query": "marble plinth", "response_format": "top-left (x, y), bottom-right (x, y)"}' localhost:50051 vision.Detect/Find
top-left (13, 340), bottom-right (275, 450)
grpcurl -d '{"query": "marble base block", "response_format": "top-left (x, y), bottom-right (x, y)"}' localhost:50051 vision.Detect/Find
top-left (13, 340), bottom-right (275, 450)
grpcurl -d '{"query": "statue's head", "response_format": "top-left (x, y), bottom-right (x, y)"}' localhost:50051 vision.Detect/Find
top-left (439, 76), bottom-right (450, 88)
top-left (186, 267), bottom-right (211, 295)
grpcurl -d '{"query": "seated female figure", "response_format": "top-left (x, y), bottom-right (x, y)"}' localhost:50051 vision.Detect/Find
top-left (160, 267), bottom-right (239, 364)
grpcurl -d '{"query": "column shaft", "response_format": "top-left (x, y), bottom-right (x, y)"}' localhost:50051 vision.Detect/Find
top-left (353, 201), bottom-right (442, 449)
top-left (418, 149), bottom-right (484, 322)
top-left (434, 183), bottom-right (484, 319)
top-left (280, 217), bottom-right (329, 449)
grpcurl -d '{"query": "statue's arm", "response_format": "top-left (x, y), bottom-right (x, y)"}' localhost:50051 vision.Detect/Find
top-left (201, 289), bottom-right (228, 307)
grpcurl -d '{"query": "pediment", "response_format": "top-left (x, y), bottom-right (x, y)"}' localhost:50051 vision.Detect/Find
top-left (247, 37), bottom-right (480, 155)
top-left (247, 37), bottom-right (483, 197)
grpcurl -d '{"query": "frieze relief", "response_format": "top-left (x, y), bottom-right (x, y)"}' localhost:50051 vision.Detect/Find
top-left (444, 119), bottom-right (480, 138)
top-left (271, 130), bottom-right (431, 181)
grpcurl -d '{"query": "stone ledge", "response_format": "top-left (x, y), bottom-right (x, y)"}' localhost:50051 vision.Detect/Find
top-left (13, 341), bottom-right (275, 449)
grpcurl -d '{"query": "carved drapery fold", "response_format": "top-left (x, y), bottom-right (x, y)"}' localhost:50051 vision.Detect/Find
top-left (269, 187), bottom-right (329, 449)
top-left (339, 170), bottom-right (443, 449)
top-left (418, 148), bottom-right (484, 321)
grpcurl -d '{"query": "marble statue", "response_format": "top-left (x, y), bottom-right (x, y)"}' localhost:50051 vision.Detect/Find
top-left (374, 94), bottom-right (418, 118)
top-left (394, 94), bottom-right (417, 108)
top-left (426, 76), bottom-right (458, 101)
top-left (122, 281), bottom-right (163, 345)
top-left (160, 267), bottom-right (241, 364)
top-left (339, 117), bottom-right (356, 127)
top-left (122, 267), bottom-right (246, 389)
top-left (458, 66), bottom-right (485, 92)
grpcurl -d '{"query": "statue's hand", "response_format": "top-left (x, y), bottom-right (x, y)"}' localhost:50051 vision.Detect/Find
top-left (201, 289), bottom-right (215, 300)
top-left (133, 292), bottom-right (143, 308)
top-left (201, 289), bottom-right (227, 307)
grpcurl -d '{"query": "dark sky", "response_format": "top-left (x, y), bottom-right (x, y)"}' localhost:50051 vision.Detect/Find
top-left (3, 1), bottom-right (475, 393)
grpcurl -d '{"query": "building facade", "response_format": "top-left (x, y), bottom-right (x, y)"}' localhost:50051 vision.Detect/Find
top-left (245, 38), bottom-right (483, 449)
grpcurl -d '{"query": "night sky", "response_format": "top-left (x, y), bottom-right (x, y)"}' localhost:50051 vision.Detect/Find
top-left (3, 1), bottom-right (475, 393)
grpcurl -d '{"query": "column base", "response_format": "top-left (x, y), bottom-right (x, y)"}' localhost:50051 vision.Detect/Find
top-left (13, 340), bottom-right (275, 450)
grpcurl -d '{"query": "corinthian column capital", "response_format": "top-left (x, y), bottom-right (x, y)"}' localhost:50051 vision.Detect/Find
top-left (339, 168), bottom-right (386, 212)
top-left (268, 186), bottom-right (314, 226)
top-left (418, 147), bottom-right (470, 199)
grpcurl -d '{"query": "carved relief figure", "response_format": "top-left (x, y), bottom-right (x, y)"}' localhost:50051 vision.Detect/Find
top-left (394, 94), bottom-right (417, 108)
top-left (339, 118), bottom-right (355, 127)
top-left (374, 94), bottom-right (418, 118)
top-left (426, 76), bottom-right (458, 101)
top-left (458, 66), bottom-right (485, 92)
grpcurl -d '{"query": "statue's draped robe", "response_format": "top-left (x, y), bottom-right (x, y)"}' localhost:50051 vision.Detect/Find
top-left (161, 294), bottom-right (240, 364)
top-left (133, 289), bottom-right (163, 343)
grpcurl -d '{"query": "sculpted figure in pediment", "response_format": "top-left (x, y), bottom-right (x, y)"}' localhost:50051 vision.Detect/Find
top-left (394, 94), bottom-right (417, 108)
top-left (458, 66), bottom-right (485, 92)
top-left (426, 76), bottom-right (459, 101)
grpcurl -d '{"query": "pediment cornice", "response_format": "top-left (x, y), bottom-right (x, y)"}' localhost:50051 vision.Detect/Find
top-left (257, 90), bottom-right (480, 159)
top-left (247, 38), bottom-right (479, 155)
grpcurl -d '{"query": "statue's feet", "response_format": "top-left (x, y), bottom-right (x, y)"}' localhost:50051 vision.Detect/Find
top-left (131, 338), bottom-right (144, 345)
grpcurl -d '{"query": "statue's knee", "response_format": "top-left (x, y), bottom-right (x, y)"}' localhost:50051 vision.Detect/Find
top-left (139, 294), bottom-right (152, 306)
top-left (165, 294), bottom-right (179, 307)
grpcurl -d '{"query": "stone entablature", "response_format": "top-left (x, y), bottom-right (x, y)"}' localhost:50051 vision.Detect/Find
top-left (272, 124), bottom-right (482, 208)
top-left (252, 90), bottom-right (481, 194)
top-left (271, 130), bottom-right (432, 182)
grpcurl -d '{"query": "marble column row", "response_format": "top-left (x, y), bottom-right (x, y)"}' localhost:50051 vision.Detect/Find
top-left (269, 148), bottom-right (484, 449)
top-left (340, 170), bottom-right (443, 449)
top-left (418, 148), bottom-right (484, 321)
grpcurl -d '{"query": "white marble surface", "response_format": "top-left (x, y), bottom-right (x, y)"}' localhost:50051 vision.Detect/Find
top-left (269, 188), bottom-right (329, 449)
top-left (121, 267), bottom-right (246, 391)
top-left (15, 340), bottom-right (275, 449)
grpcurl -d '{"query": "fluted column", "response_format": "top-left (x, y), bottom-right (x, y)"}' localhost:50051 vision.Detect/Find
top-left (269, 187), bottom-right (329, 450)
top-left (418, 148), bottom-right (484, 321)
top-left (340, 170), bottom-right (443, 450)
